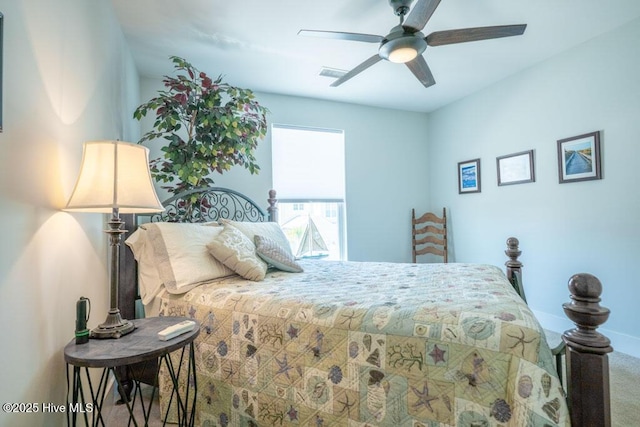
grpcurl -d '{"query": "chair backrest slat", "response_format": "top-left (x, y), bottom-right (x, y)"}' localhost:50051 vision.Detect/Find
top-left (411, 207), bottom-right (447, 263)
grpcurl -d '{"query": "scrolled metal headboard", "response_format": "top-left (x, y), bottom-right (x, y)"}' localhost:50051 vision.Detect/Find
top-left (139, 187), bottom-right (278, 223)
top-left (118, 187), bottom-right (278, 322)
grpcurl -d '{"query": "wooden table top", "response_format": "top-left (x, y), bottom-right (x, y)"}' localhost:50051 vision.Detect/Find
top-left (64, 317), bottom-right (200, 368)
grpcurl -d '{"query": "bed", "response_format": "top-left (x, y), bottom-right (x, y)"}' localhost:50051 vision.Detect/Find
top-left (117, 187), bottom-right (612, 427)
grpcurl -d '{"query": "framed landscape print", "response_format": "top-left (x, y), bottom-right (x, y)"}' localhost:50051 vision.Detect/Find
top-left (557, 131), bottom-right (601, 183)
top-left (497, 150), bottom-right (535, 186)
top-left (458, 158), bottom-right (481, 194)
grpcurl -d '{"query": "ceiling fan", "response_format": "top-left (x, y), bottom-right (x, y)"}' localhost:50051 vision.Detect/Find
top-left (298, 0), bottom-right (527, 88)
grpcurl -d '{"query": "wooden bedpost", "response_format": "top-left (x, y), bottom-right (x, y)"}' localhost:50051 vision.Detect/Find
top-left (267, 189), bottom-right (278, 222)
top-left (118, 213), bottom-right (137, 321)
top-left (562, 273), bottom-right (612, 427)
top-left (504, 237), bottom-right (526, 302)
top-left (116, 213), bottom-right (138, 402)
top-left (504, 237), bottom-right (522, 278)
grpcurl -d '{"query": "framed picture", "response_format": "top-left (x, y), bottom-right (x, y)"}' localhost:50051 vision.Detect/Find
top-left (458, 158), bottom-right (481, 194)
top-left (496, 150), bottom-right (535, 186)
top-left (557, 131), bottom-right (601, 183)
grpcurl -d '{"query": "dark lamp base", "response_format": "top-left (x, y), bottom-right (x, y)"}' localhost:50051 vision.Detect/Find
top-left (90, 311), bottom-right (135, 339)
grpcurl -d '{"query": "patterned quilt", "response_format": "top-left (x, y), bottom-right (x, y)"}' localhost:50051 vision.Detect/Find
top-left (154, 261), bottom-right (569, 426)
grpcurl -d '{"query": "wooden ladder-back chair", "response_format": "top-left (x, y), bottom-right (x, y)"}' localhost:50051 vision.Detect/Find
top-left (412, 208), bottom-right (448, 263)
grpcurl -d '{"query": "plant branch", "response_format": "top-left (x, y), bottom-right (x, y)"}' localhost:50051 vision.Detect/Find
top-left (133, 56), bottom-right (269, 209)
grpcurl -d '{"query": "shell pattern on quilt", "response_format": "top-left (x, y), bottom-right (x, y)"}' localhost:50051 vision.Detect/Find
top-left (156, 261), bottom-right (569, 426)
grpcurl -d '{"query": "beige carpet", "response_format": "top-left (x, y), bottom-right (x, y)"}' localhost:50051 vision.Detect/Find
top-left (107, 342), bottom-right (640, 426)
top-left (609, 350), bottom-right (640, 426)
top-left (546, 331), bottom-right (640, 427)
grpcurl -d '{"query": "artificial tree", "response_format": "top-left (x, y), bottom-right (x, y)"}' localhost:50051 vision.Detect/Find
top-left (134, 56), bottom-right (268, 219)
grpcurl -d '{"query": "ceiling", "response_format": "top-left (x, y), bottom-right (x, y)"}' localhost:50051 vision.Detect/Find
top-left (111, 0), bottom-right (640, 113)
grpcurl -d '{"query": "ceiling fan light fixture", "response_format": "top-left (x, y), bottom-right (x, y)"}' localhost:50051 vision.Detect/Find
top-left (379, 33), bottom-right (427, 63)
top-left (388, 46), bottom-right (418, 63)
top-left (299, 0), bottom-right (527, 88)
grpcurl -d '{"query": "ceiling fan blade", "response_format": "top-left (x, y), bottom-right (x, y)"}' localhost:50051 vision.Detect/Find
top-left (426, 24), bottom-right (527, 46)
top-left (330, 55), bottom-right (382, 87)
top-left (402, 0), bottom-right (442, 32)
top-left (405, 55), bottom-right (436, 88)
top-left (298, 29), bottom-right (383, 44)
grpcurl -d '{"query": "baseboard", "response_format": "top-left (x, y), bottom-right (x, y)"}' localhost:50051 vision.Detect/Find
top-left (533, 309), bottom-right (640, 359)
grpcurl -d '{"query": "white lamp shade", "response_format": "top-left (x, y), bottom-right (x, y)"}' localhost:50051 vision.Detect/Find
top-left (65, 140), bottom-right (164, 214)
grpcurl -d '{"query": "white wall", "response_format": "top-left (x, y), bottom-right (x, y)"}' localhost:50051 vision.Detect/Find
top-left (139, 80), bottom-right (430, 262)
top-left (0, 1), bottom-right (140, 426)
top-left (426, 18), bottom-right (640, 356)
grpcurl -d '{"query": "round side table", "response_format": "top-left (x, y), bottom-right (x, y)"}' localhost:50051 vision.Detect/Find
top-left (64, 316), bottom-right (199, 426)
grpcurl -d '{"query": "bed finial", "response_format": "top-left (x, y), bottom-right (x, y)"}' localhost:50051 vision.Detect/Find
top-left (267, 189), bottom-right (278, 222)
top-left (504, 237), bottom-right (522, 276)
top-left (562, 273), bottom-right (612, 427)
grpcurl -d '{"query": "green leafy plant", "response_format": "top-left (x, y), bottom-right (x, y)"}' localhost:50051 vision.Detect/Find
top-left (134, 56), bottom-right (268, 200)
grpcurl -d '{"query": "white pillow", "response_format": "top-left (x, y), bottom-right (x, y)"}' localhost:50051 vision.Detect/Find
top-left (125, 227), bottom-right (163, 305)
top-left (207, 225), bottom-right (268, 281)
top-left (220, 219), bottom-right (293, 257)
top-left (143, 222), bottom-right (235, 294)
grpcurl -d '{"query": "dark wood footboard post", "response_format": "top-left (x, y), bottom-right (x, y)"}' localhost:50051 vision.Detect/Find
top-left (562, 273), bottom-right (612, 427)
top-left (505, 237), bottom-right (522, 278)
top-left (504, 237), bottom-right (526, 302)
top-left (267, 189), bottom-right (278, 222)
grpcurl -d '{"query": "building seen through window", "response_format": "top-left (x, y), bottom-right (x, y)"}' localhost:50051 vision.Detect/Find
top-left (271, 124), bottom-right (346, 260)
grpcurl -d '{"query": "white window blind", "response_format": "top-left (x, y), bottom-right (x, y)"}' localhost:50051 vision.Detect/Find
top-left (272, 124), bottom-right (345, 201)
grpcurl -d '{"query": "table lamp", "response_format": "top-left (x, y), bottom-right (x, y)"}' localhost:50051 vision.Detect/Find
top-left (65, 140), bottom-right (163, 338)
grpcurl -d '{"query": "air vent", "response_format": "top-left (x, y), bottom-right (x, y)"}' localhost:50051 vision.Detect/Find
top-left (319, 67), bottom-right (347, 79)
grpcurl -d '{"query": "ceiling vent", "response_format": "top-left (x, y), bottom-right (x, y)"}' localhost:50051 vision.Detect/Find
top-left (319, 67), bottom-right (347, 79)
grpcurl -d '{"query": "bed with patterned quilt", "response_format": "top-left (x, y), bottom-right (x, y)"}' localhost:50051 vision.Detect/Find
top-left (159, 260), bottom-right (567, 426)
top-left (123, 217), bottom-right (568, 426)
top-left (118, 187), bottom-right (614, 426)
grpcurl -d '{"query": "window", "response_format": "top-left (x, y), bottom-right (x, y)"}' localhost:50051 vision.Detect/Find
top-left (272, 124), bottom-right (346, 260)
top-left (324, 203), bottom-right (337, 219)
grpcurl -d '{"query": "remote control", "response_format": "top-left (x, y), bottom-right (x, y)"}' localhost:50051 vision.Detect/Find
top-left (158, 320), bottom-right (196, 341)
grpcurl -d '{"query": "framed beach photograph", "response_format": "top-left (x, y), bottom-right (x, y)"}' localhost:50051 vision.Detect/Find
top-left (458, 158), bottom-right (481, 194)
top-left (497, 150), bottom-right (535, 186)
top-left (557, 131), bottom-right (601, 183)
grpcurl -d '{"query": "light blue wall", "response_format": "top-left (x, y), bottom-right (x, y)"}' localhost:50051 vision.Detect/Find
top-left (138, 82), bottom-right (431, 262)
top-left (426, 18), bottom-right (640, 356)
top-left (0, 0), bottom-right (140, 426)
top-left (138, 18), bottom-right (640, 356)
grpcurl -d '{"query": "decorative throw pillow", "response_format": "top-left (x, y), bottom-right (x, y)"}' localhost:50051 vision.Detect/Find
top-left (220, 219), bottom-right (294, 257)
top-left (143, 222), bottom-right (235, 294)
top-left (207, 225), bottom-right (268, 281)
top-left (255, 235), bottom-right (304, 273)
